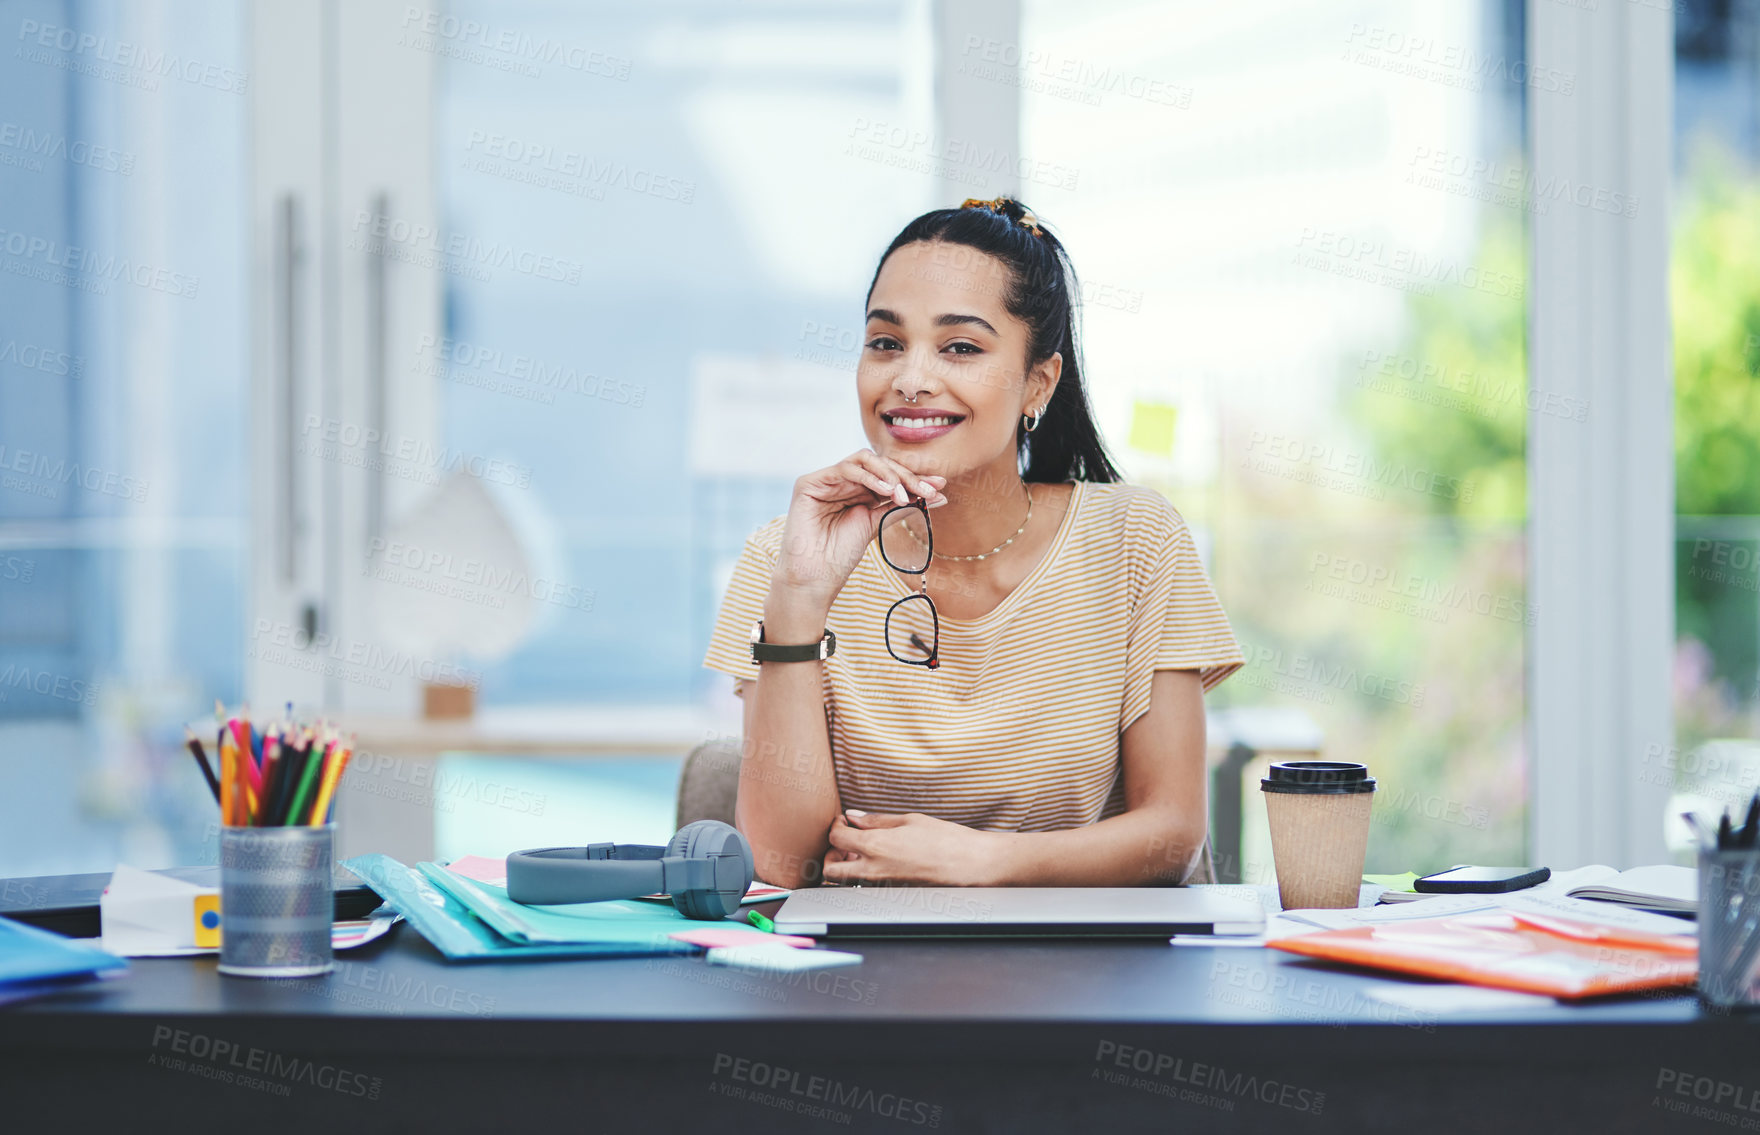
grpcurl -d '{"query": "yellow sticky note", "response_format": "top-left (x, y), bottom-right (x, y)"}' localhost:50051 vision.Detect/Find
top-left (1128, 400), bottom-right (1178, 456)
top-left (193, 892), bottom-right (222, 948)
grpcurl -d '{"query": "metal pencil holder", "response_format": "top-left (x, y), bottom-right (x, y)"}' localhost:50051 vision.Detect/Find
top-left (218, 824), bottom-right (335, 978)
top-left (1698, 846), bottom-right (1760, 1009)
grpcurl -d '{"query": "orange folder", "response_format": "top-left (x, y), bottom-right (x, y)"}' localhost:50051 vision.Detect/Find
top-left (1270, 910), bottom-right (1697, 999)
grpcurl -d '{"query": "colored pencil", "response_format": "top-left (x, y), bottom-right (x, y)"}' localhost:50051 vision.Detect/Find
top-left (206, 704), bottom-right (347, 827)
top-left (184, 729), bottom-right (220, 802)
top-left (308, 742), bottom-right (353, 827)
top-left (335, 743), bottom-right (354, 821)
top-left (227, 731), bottom-right (248, 826)
top-left (232, 717), bottom-right (263, 803)
top-left (285, 739), bottom-right (328, 827)
top-left (257, 728), bottom-right (282, 826)
top-left (241, 756), bottom-right (256, 820)
top-left (275, 731), bottom-right (312, 826)
top-left (219, 730), bottom-right (236, 825)
top-left (266, 731), bottom-right (299, 827)
top-left (329, 742), bottom-right (355, 823)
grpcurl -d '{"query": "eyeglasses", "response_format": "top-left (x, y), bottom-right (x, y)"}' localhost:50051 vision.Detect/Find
top-left (877, 499), bottom-right (940, 669)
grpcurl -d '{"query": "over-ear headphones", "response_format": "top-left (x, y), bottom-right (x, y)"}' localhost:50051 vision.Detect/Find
top-left (504, 820), bottom-right (754, 920)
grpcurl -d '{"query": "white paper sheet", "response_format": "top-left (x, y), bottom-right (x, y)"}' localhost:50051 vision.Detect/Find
top-left (97, 864), bottom-right (401, 957)
top-left (1360, 983), bottom-right (1561, 1015)
top-left (706, 945), bottom-right (864, 972)
top-left (99, 864), bottom-right (217, 957)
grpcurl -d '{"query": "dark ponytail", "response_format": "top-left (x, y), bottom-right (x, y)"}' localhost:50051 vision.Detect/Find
top-left (863, 198), bottom-right (1123, 484)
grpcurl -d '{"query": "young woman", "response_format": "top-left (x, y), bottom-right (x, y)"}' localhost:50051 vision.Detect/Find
top-left (703, 197), bottom-right (1243, 889)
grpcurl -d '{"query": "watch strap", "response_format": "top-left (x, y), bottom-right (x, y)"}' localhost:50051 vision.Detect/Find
top-left (750, 621), bottom-right (836, 664)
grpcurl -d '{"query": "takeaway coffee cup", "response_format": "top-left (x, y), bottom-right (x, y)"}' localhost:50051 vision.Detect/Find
top-left (1261, 761), bottom-right (1377, 910)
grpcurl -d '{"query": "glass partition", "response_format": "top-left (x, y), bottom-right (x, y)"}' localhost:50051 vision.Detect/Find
top-left (1669, 0), bottom-right (1760, 846)
top-left (0, 1), bottom-right (248, 874)
top-left (1020, 0), bottom-right (1530, 874)
top-left (431, 0), bottom-right (935, 712)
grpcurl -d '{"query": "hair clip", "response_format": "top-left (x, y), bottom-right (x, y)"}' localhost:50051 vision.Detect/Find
top-left (959, 196), bottom-right (1044, 238)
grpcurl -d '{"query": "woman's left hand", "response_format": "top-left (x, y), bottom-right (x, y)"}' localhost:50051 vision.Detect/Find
top-left (821, 810), bottom-right (1009, 886)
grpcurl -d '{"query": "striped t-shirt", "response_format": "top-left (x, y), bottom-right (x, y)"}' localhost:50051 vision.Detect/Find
top-left (701, 480), bottom-right (1244, 832)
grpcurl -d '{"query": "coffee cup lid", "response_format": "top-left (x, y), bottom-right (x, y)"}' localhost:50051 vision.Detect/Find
top-left (1260, 761), bottom-right (1377, 795)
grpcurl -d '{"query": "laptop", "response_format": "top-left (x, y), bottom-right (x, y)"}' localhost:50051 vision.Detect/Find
top-left (771, 886), bottom-right (1265, 939)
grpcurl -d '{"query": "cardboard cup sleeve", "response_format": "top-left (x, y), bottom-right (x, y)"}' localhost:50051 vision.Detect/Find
top-left (1265, 791), bottom-right (1374, 910)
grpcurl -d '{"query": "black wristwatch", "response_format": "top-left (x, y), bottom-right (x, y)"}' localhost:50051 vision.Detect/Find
top-left (749, 620), bottom-right (836, 664)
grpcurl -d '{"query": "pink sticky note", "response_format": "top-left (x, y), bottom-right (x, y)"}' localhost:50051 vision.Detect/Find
top-left (669, 927), bottom-right (815, 950)
top-left (445, 855), bottom-right (507, 887)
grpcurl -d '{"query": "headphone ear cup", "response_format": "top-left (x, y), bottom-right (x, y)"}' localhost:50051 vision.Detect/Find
top-left (665, 823), bottom-right (700, 917)
top-left (665, 822), bottom-right (698, 861)
top-left (666, 820), bottom-right (752, 920)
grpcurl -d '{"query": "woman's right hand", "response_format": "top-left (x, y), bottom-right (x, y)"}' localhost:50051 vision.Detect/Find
top-left (769, 450), bottom-right (947, 619)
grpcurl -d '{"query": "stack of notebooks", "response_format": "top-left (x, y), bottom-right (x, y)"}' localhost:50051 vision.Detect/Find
top-left (1272, 910), bottom-right (1697, 999)
top-left (1371, 865), bottom-right (1696, 915)
top-left (1561, 865), bottom-right (1696, 914)
top-left (341, 854), bottom-right (787, 960)
top-left (1289, 865), bottom-right (1704, 999)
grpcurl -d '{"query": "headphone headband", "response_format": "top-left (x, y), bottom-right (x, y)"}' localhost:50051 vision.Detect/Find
top-left (519, 841), bottom-right (666, 863)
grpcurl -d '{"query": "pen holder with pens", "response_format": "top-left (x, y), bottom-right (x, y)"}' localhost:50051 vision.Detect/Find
top-left (1697, 846), bottom-right (1760, 1009)
top-left (219, 824), bottom-right (335, 978)
top-left (191, 703), bottom-right (356, 978)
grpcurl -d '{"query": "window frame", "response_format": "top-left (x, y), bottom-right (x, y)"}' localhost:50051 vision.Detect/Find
top-left (1526, 0), bottom-right (1675, 868)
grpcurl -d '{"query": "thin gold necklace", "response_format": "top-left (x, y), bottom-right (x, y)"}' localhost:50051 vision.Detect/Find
top-left (905, 481), bottom-right (1033, 562)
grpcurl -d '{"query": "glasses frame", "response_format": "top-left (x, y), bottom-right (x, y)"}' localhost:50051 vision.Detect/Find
top-left (878, 499), bottom-right (940, 670)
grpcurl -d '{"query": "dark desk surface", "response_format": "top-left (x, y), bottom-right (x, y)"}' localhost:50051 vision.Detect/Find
top-left (4, 907), bottom-right (1758, 1134)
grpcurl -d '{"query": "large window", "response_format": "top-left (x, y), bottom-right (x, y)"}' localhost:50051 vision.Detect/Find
top-left (1669, 0), bottom-right (1760, 839)
top-left (1021, 0), bottom-right (1531, 874)
top-left (430, 0), bottom-right (933, 712)
top-left (409, 0), bottom-right (935, 853)
top-left (0, 0), bottom-right (249, 874)
top-left (0, 0), bottom-right (1692, 876)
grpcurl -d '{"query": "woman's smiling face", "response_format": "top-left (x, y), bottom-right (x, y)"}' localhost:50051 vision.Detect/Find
top-left (858, 240), bottom-right (1058, 480)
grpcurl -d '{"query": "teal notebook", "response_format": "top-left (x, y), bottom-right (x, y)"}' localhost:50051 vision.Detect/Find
top-left (416, 861), bottom-right (702, 947)
top-left (341, 854), bottom-right (697, 962)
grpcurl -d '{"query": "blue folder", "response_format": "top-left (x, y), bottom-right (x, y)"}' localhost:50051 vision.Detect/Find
top-left (341, 854), bottom-right (700, 962)
top-left (0, 914), bottom-right (128, 995)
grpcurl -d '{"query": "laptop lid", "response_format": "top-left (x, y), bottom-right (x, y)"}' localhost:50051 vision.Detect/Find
top-left (771, 886), bottom-right (1266, 939)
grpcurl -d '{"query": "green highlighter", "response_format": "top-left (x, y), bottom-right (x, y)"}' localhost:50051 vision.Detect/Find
top-left (746, 908), bottom-right (775, 933)
top-left (1363, 872), bottom-right (1421, 892)
top-left (1364, 871), bottom-right (1425, 904)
